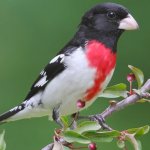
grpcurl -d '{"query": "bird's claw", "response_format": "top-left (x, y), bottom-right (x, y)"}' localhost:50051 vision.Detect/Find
top-left (52, 105), bottom-right (64, 128)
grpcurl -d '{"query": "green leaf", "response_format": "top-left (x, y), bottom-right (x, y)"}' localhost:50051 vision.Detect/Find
top-left (117, 140), bottom-right (125, 149)
top-left (84, 131), bottom-right (113, 143)
top-left (128, 65), bottom-right (144, 88)
top-left (83, 130), bottom-right (120, 143)
top-left (63, 131), bottom-right (91, 144)
top-left (96, 130), bottom-right (121, 137)
top-left (74, 121), bottom-right (101, 134)
top-left (137, 140), bottom-right (142, 150)
top-left (99, 83), bottom-right (128, 98)
top-left (83, 131), bottom-right (120, 142)
top-left (137, 99), bottom-right (150, 103)
top-left (127, 125), bottom-right (150, 137)
top-left (93, 137), bottom-right (113, 143)
top-left (0, 131), bottom-right (6, 150)
top-left (127, 128), bottom-right (139, 134)
top-left (61, 116), bottom-right (69, 128)
top-left (97, 130), bottom-right (120, 137)
top-left (63, 146), bottom-right (70, 150)
top-left (126, 134), bottom-right (142, 150)
top-left (135, 126), bottom-right (150, 137)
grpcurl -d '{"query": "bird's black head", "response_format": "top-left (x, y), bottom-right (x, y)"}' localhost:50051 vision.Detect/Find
top-left (77, 3), bottom-right (139, 51)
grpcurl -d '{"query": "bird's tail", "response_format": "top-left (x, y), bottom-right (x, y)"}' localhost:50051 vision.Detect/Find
top-left (0, 104), bottom-right (25, 123)
top-left (0, 103), bottom-right (50, 124)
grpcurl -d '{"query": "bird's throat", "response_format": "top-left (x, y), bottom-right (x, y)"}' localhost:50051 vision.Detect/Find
top-left (84, 40), bottom-right (117, 101)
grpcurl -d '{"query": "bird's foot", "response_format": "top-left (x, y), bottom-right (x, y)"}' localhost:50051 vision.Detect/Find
top-left (52, 106), bottom-right (64, 128)
top-left (89, 114), bottom-right (112, 131)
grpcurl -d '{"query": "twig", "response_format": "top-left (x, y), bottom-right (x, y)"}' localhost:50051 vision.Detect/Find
top-left (41, 79), bottom-right (150, 150)
top-left (101, 79), bottom-right (150, 119)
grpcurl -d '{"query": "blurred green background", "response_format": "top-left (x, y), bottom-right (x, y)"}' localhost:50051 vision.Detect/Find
top-left (0, 0), bottom-right (149, 149)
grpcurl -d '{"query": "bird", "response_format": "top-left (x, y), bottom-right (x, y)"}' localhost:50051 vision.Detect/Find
top-left (0, 2), bottom-right (139, 126)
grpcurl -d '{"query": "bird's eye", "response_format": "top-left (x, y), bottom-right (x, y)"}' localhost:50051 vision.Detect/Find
top-left (107, 11), bottom-right (116, 19)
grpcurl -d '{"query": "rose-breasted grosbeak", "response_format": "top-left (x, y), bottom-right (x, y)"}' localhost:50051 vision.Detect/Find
top-left (0, 3), bottom-right (138, 125)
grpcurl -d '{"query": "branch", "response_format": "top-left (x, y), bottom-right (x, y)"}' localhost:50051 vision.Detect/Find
top-left (101, 79), bottom-right (150, 119)
top-left (41, 79), bottom-right (150, 150)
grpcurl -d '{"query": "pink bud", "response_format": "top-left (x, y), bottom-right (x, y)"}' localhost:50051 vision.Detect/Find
top-left (127, 73), bottom-right (136, 82)
top-left (77, 100), bottom-right (85, 108)
top-left (88, 143), bottom-right (97, 150)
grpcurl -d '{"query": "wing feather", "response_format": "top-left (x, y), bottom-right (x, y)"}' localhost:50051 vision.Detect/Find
top-left (24, 54), bottom-right (66, 100)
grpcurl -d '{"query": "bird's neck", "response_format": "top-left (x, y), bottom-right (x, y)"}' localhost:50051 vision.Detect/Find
top-left (69, 25), bottom-right (123, 52)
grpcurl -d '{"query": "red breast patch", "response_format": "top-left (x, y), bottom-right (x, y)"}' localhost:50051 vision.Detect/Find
top-left (84, 40), bottom-right (117, 101)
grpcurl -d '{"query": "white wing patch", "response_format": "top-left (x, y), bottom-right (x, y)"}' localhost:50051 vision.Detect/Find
top-left (34, 76), bottom-right (48, 87)
top-left (50, 54), bottom-right (65, 64)
top-left (34, 54), bottom-right (65, 88)
top-left (9, 106), bottom-right (21, 112)
top-left (40, 70), bottom-right (46, 76)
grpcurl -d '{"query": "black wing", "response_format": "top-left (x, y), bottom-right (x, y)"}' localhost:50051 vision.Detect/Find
top-left (24, 54), bottom-right (66, 100)
top-left (0, 54), bottom-right (66, 123)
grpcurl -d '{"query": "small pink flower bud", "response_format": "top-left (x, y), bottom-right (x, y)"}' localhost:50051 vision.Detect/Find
top-left (77, 100), bottom-right (85, 108)
top-left (127, 73), bottom-right (136, 82)
top-left (88, 143), bottom-right (97, 150)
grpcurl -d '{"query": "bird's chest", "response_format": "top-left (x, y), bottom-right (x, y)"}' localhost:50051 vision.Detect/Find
top-left (84, 40), bottom-right (117, 101)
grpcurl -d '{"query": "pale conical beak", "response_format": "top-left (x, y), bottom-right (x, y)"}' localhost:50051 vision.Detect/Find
top-left (119, 14), bottom-right (139, 30)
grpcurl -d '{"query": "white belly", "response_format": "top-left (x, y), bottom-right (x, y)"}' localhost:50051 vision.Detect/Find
top-left (42, 48), bottom-right (115, 119)
top-left (42, 48), bottom-right (96, 119)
